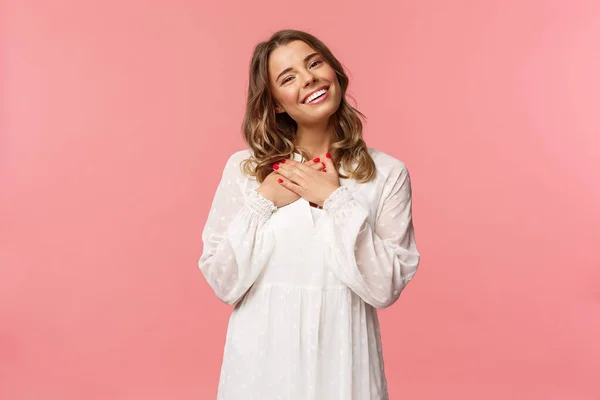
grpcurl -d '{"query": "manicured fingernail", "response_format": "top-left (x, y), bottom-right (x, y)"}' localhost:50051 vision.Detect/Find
top-left (313, 157), bottom-right (320, 163)
top-left (322, 169), bottom-right (327, 172)
top-left (325, 152), bottom-right (331, 158)
top-left (277, 178), bottom-right (283, 183)
top-left (321, 162), bottom-right (325, 167)
top-left (273, 163), bottom-right (279, 170)
top-left (280, 159), bottom-right (286, 163)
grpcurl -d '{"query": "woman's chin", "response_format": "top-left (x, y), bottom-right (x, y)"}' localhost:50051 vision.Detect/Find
top-left (301, 103), bottom-right (340, 121)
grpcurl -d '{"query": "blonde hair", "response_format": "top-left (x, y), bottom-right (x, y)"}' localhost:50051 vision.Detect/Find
top-left (241, 29), bottom-right (376, 183)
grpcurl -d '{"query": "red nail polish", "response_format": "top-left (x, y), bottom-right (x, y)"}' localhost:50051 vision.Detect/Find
top-left (325, 152), bottom-right (331, 158)
top-left (277, 178), bottom-right (283, 183)
top-left (322, 169), bottom-right (327, 172)
top-left (321, 162), bottom-right (325, 167)
top-left (313, 157), bottom-right (320, 163)
top-left (280, 159), bottom-right (286, 163)
top-left (273, 163), bottom-right (279, 170)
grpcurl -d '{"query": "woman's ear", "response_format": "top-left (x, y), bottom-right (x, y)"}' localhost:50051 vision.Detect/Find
top-left (274, 103), bottom-right (285, 114)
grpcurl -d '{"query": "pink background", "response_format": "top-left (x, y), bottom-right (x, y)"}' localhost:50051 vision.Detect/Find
top-left (2, 0), bottom-right (599, 399)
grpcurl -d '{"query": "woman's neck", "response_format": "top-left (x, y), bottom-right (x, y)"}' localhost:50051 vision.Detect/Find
top-left (294, 120), bottom-right (334, 159)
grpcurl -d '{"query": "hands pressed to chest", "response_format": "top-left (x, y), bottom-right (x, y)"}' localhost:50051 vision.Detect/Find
top-left (257, 152), bottom-right (341, 208)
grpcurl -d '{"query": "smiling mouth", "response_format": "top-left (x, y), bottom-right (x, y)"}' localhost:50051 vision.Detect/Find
top-left (302, 86), bottom-right (330, 104)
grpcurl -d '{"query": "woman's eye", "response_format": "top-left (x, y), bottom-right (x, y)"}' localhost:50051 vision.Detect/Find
top-left (281, 61), bottom-right (323, 84)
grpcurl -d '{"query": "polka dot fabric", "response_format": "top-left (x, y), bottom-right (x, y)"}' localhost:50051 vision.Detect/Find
top-left (199, 148), bottom-right (420, 399)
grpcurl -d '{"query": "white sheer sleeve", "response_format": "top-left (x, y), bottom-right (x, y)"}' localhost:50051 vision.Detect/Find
top-left (198, 151), bottom-right (277, 306)
top-left (321, 163), bottom-right (420, 310)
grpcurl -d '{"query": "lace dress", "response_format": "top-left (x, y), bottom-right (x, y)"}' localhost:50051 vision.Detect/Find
top-left (198, 148), bottom-right (420, 399)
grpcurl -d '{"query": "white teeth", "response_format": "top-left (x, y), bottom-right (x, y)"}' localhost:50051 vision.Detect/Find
top-left (304, 88), bottom-right (327, 104)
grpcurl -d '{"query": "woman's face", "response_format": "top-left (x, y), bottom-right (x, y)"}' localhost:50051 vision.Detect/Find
top-left (268, 40), bottom-right (342, 125)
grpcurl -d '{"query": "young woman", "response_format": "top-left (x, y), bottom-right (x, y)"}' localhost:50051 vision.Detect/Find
top-left (199, 29), bottom-right (421, 399)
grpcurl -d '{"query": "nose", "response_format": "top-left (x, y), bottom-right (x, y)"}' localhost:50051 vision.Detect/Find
top-left (302, 71), bottom-right (317, 87)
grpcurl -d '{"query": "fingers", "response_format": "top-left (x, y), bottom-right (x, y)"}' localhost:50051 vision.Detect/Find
top-left (319, 152), bottom-right (335, 173)
top-left (276, 167), bottom-right (302, 185)
top-left (283, 157), bottom-right (324, 171)
top-left (275, 160), bottom-right (302, 184)
top-left (307, 157), bottom-right (325, 171)
top-left (276, 158), bottom-right (312, 181)
top-left (277, 176), bottom-right (303, 194)
top-left (274, 155), bottom-right (328, 182)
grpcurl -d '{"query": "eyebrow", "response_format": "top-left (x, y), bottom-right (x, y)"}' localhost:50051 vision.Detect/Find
top-left (275, 52), bottom-right (321, 83)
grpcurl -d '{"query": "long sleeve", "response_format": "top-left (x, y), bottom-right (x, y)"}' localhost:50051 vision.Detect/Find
top-left (198, 151), bottom-right (277, 306)
top-left (320, 163), bottom-right (420, 310)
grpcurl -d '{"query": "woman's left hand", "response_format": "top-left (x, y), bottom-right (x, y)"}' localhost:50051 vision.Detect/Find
top-left (274, 154), bottom-right (340, 207)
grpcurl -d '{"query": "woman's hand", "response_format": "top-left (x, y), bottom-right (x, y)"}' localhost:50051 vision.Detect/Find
top-left (256, 158), bottom-right (325, 208)
top-left (275, 153), bottom-right (340, 207)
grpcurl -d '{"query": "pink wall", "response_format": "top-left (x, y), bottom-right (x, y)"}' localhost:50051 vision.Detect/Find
top-left (1, 0), bottom-right (599, 399)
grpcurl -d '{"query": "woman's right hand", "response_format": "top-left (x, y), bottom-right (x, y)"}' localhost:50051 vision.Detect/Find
top-left (256, 157), bottom-right (325, 208)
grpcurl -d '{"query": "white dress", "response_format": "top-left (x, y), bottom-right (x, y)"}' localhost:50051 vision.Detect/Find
top-left (199, 148), bottom-right (420, 400)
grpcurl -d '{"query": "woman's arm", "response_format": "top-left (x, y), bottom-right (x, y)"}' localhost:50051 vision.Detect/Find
top-left (320, 162), bottom-right (420, 309)
top-left (198, 151), bottom-right (276, 306)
